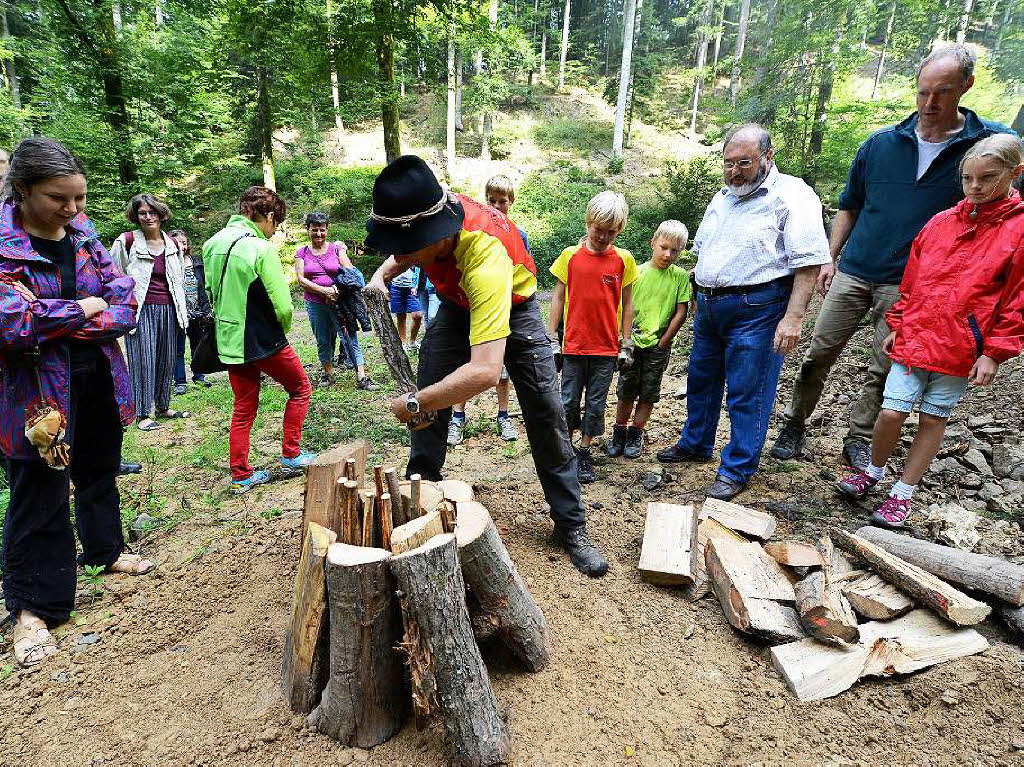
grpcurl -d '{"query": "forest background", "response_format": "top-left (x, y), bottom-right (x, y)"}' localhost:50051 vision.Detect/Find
top-left (0, 0), bottom-right (1021, 276)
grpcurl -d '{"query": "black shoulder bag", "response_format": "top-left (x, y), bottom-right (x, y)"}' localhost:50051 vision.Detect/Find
top-left (190, 233), bottom-right (252, 376)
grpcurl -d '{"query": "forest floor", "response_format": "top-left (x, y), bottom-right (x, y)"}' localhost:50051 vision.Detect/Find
top-left (2, 291), bottom-right (1024, 766)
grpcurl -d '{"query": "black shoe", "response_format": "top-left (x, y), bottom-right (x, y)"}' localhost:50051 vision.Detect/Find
top-left (357, 376), bottom-right (378, 391)
top-left (706, 477), bottom-right (747, 501)
top-left (843, 439), bottom-right (871, 471)
top-left (550, 525), bottom-right (609, 577)
top-left (173, 383), bottom-right (187, 396)
top-left (623, 426), bottom-right (644, 459)
top-left (606, 425), bottom-right (628, 457)
top-left (656, 444), bottom-right (711, 464)
top-left (576, 447), bottom-right (596, 483)
top-left (118, 461), bottom-right (142, 475)
top-left (770, 423), bottom-right (805, 460)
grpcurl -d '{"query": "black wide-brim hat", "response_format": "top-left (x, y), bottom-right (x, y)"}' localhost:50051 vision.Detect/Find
top-left (365, 155), bottom-right (465, 256)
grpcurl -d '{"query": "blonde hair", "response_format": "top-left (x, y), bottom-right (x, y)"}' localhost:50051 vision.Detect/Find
top-left (586, 191), bottom-right (628, 231)
top-left (653, 219), bottom-right (689, 249)
top-left (484, 174), bottom-right (516, 202)
top-left (961, 134), bottom-right (1024, 175)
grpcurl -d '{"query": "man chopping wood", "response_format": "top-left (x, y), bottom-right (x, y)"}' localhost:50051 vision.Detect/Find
top-left (365, 155), bottom-right (608, 577)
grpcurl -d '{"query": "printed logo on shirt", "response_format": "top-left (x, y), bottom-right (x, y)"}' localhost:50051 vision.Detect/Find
top-left (602, 274), bottom-right (618, 287)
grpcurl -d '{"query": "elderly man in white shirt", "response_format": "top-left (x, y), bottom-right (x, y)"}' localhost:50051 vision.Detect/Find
top-left (656, 123), bottom-right (831, 500)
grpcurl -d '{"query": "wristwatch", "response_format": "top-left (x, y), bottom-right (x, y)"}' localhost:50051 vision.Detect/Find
top-left (405, 392), bottom-right (421, 414)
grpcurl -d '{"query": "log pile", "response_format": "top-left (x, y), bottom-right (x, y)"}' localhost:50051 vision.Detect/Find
top-left (281, 451), bottom-right (545, 765)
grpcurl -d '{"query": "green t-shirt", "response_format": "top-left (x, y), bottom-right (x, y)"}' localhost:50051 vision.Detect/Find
top-left (630, 262), bottom-right (692, 349)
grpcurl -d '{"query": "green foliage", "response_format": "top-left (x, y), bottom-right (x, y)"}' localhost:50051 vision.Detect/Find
top-left (660, 155), bottom-right (722, 236)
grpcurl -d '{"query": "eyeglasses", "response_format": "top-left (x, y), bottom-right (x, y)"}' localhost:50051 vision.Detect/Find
top-left (723, 154), bottom-right (762, 170)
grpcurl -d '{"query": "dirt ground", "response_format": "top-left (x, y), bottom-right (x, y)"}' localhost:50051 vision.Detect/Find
top-left (3, 303), bottom-right (1024, 767)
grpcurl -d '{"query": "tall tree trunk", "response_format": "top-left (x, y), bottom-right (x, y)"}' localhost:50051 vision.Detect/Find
top-left (455, 50), bottom-right (464, 131)
top-left (982, 0), bottom-right (1000, 43)
top-left (624, 0), bottom-right (642, 147)
top-left (808, 13), bottom-right (846, 182)
top-left (112, 0), bottom-right (122, 32)
top-left (257, 67), bottom-right (276, 190)
top-left (540, 27), bottom-right (547, 75)
top-left (326, 0), bottom-right (344, 136)
top-left (480, 0), bottom-right (499, 160)
top-left (557, 0), bottom-right (570, 88)
top-left (612, 0), bottom-right (637, 158)
top-left (1, 2), bottom-right (21, 110)
top-left (751, 0), bottom-right (778, 91)
top-left (373, 0), bottom-right (401, 164)
top-left (154, 0), bottom-right (162, 26)
top-left (729, 0), bottom-right (750, 106)
top-left (871, 0), bottom-right (897, 100)
top-left (688, 0), bottom-right (715, 135)
top-left (446, 22), bottom-right (456, 175)
top-left (91, 0), bottom-right (137, 184)
top-left (956, 0), bottom-right (974, 42)
top-left (710, 1), bottom-right (725, 78)
top-left (993, 0), bottom-right (1013, 51)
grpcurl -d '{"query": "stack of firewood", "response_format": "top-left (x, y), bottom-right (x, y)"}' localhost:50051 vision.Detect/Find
top-left (280, 441), bottom-right (549, 766)
top-left (637, 497), bottom-right (1024, 702)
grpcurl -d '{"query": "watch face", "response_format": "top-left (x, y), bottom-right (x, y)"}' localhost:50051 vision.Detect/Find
top-left (406, 395), bottom-right (419, 413)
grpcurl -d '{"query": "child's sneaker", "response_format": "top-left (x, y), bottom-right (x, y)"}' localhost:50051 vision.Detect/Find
top-left (606, 425), bottom-right (628, 457)
top-left (281, 451), bottom-right (316, 470)
top-left (837, 470), bottom-right (880, 499)
top-left (232, 469), bottom-right (270, 494)
top-left (872, 496), bottom-right (912, 528)
top-left (447, 418), bottom-right (465, 446)
top-left (497, 415), bottom-right (518, 441)
top-left (623, 426), bottom-right (645, 459)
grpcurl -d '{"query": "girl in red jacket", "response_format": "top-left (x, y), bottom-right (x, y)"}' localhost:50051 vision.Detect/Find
top-left (838, 133), bottom-right (1024, 527)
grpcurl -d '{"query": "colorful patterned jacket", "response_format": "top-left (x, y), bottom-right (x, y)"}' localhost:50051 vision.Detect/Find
top-left (0, 199), bottom-right (137, 460)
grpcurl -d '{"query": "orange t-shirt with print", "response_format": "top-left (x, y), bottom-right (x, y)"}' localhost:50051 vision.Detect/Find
top-left (550, 244), bottom-right (636, 356)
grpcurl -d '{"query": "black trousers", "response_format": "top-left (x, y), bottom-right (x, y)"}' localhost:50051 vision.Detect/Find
top-left (408, 297), bottom-right (585, 528)
top-left (2, 353), bottom-right (125, 625)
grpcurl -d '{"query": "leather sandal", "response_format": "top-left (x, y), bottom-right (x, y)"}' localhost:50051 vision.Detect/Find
top-left (12, 620), bottom-right (58, 668)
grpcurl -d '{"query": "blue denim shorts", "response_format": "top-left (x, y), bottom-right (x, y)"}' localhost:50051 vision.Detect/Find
top-left (390, 285), bottom-right (421, 315)
top-left (882, 361), bottom-right (968, 419)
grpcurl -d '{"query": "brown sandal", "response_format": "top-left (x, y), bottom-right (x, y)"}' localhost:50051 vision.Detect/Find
top-left (108, 552), bottom-right (155, 575)
top-left (12, 621), bottom-right (58, 668)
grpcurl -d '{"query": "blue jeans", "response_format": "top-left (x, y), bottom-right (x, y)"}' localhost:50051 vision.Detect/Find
top-left (676, 280), bottom-right (789, 484)
top-left (306, 301), bottom-right (365, 368)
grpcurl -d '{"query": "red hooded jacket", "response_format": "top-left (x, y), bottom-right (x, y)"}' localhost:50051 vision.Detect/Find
top-left (886, 191), bottom-right (1024, 378)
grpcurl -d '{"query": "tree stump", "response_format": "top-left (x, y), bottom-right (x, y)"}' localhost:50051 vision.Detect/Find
top-left (455, 501), bottom-right (550, 671)
top-left (389, 535), bottom-right (511, 767)
top-left (307, 544), bottom-right (408, 747)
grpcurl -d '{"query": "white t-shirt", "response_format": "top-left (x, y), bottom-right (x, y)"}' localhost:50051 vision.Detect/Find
top-left (916, 133), bottom-right (952, 180)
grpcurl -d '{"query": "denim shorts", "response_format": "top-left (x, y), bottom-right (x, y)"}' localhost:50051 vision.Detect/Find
top-left (882, 361), bottom-right (968, 419)
top-left (390, 285), bottom-right (421, 315)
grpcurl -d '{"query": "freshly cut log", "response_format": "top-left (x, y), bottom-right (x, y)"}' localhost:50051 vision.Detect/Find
top-left (841, 573), bottom-right (913, 620)
top-left (281, 522), bottom-right (337, 715)
top-left (771, 609), bottom-right (989, 701)
top-left (361, 495), bottom-right (376, 548)
top-left (637, 502), bottom-right (698, 586)
top-left (410, 473), bottom-right (421, 516)
top-left (384, 468), bottom-right (406, 526)
top-left (398, 480), bottom-right (443, 518)
top-left (832, 529), bottom-right (991, 626)
top-left (437, 479), bottom-right (475, 503)
top-left (704, 534), bottom-right (804, 642)
top-left (684, 517), bottom-right (746, 601)
top-left (380, 493), bottom-right (394, 550)
top-left (856, 525), bottom-right (1024, 607)
top-left (438, 499), bottom-right (457, 533)
top-left (344, 457), bottom-right (357, 482)
top-left (391, 510), bottom-right (445, 555)
top-left (764, 541), bottom-right (825, 569)
top-left (373, 465), bottom-right (385, 498)
top-left (340, 480), bottom-right (360, 546)
top-left (302, 441), bottom-right (368, 539)
top-left (390, 535), bottom-right (511, 766)
top-left (308, 544), bottom-right (407, 746)
top-left (794, 571), bottom-right (860, 646)
top-left (455, 501), bottom-right (550, 671)
top-left (699, 497), bottom-right (776, 540)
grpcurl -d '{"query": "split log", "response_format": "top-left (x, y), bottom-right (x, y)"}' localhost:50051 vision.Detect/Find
top-left (764, 541), bottom-right (825, 569)
top-left (410, 474), bottom-right (421, 517)
top-left (390, 535), bottom-right (511, 767)
top-left (437, 479), bottom-right (475, 503)
top-left (455, 501), bottom-right (550, 671)
top-left (281, 522), bottom-right (337, 714)
top-left (794, 573), bottom-right (859, 646)
top-left (340, 480), bottom-right (361, 546)
top-left (637, 502), bottom-right (698, 586)
top-left (684, 517), bottom-right (746, 601)
top-left (307, 544), bottom-right (407, 746)
top-left (302, 441), bottom-right (368, 539)
top-left (384, 468), bottom-right (406, 526)
top-left (699, 497), bottom-right (776, 540)
top-left (705, 534), bottom-right (804, 642)
top-left (361, 496), bottom-right (376, 548)
top-left (391, 510), bottom-right (445, 555)
top-left (832, 529), bottom-right (991, 626)
top-left (344, 457), bottom-right (357, 482)
top-left (380, 493), bottom-right (393, 550)
top-left (771, 609), bottom-right (989, 701)
top-left (438, 499), bottom-right (457, 533)
top-left (856, 526), bottom-right (1024, 607)
top-left (841, 573), bottom-right (913, 620)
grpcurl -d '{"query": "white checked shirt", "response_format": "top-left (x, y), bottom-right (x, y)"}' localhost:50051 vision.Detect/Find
top-left (692, 165), bottom-right (831, 288)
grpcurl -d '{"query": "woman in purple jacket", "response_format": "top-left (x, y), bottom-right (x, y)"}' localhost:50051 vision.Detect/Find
top-left (0, 137), bottom-right (152, 668)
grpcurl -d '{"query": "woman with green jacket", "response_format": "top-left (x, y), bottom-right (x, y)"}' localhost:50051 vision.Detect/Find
top-left (202, 186), bottom-right (314, 493)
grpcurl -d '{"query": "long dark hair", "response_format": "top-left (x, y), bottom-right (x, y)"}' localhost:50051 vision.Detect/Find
top-left (4, 137), bottom-right (86, 203)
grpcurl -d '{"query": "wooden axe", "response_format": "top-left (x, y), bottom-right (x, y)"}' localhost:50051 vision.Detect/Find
top-left (363, 286), bottom-right (436, 431)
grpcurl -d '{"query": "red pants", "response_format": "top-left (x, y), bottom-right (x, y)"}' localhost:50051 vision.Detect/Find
top-left (227, 345), bottom-right (312, 480)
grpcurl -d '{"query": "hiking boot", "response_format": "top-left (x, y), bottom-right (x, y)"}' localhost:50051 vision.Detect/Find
top-left (576, 447), bottom-right (597, 484)
top-left (497, 415), bottom-right (519, 441)
top-left (550, 524), bottom-right (609, 577)
top-left (623, 426), bottom-right (644, 459)
top-left (232, 469), bottom-right (270, 494)
top-left (447, 417), bottom-right (465, 446)
top-left (843, 439), bottom-right (871, 470)
top-left (873, 496), bottom-right (912, 529)
top-left (357, 376), bottom-right (378, 391)
top-left (281, 451), bottom-right (317, 470)
top-left (656, 444), bottom-right (711, 464)
top-left (706, 477), bottom-right (747, 501)
top-left (606, 424), bottom-right (628, 457)
top-left (770, 423), bottom-right (805, 460)
top-left (837, 470), bottom-right (880, 499)
top-left (173, 383), bottom-right (187, 396)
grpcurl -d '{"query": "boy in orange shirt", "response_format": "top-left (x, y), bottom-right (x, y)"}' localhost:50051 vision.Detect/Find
top-left (548, 191), bottom-right (636, 483)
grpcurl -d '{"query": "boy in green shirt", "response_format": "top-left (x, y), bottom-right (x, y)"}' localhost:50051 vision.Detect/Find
top-left (609, 220), bottom-right (692, 459)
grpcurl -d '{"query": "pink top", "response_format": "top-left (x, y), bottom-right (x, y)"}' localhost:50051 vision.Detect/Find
top-left (145, 249), bottom-right (172, 305)
top-left (298, 243), bottom-right (342, 304)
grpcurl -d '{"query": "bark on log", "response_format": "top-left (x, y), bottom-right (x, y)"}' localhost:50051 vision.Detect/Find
top-left (281, 522), bottom-right (337, 714)
top-left (999, 604), bottom-right (1024, 639)
top-left (302, 441), bottom-right (368, 539)
top-left (856, 525), bottom-right (1024, 607)
top-left (398, 479), bottom-right (443, 518)
top-left (455, 501), bottom-right (550, 671)
top-left (362, 495), bottom-right (376, 548)
top-left (391, 510), bottom-right (445, 555)
top-left (832, 529), bottom-right (991, 625)
top-left (390, 535), bottom-right (511, 766)
top-left (794, 570), bottom-right (860, 646)
top-left (344, 457), bottom-right (357, 482)
top-left (385, 468), bottom-right (406, 525)
top-left (307, 544), bottom-right (407, 745)
top-left (380, 493), bottom-right (394, 550)
top-left (341, 481), bottom-right (360, 545)
top-left (684, 517), bottom-right (746, 601)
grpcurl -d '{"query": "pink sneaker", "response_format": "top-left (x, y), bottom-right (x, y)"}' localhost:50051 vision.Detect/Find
top-left (837, 470), bottom-right (880, 499)
top-left (873, 496), bottom-right (912, 528)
